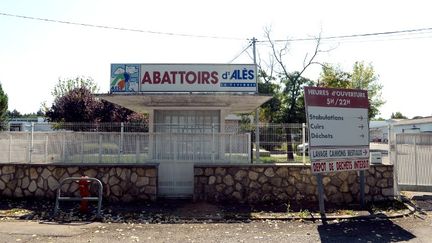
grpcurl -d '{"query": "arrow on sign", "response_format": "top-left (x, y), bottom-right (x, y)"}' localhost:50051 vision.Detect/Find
top-left (357, 116), bottom-right (364, 120)
top-left (358, 124), bottom-right (364, 130)
top-left (363, 149), bottom-right (368, 156)
top-left (360, 134), bottom-right (365, 138)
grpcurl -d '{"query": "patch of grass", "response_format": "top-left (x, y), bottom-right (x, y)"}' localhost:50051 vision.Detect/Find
top-left (297, 209), bottom-right (310, 218)
top-left (82, 143), bottom-right (119, 152)
top-left (255, 154), bottom-right (310, 164)
top-left (0, 208), bottom-right (33, 217)
top-left (67, 154), bottom-right (149, 163)
top-left (336, 209), bottom-right (357, 216)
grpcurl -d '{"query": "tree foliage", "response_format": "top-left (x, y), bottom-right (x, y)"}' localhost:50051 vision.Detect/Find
top-left (255, 28), bottom-right (324, 159)
top-left (46, 77), bottom-right (148, 125)
top-left (52, 76), bottom-right (99, 99)
top-left (7, 109), bottom-right (44, 119)
top-left (318, 61), bottom-right (385, 119)
top-left (0, 83), bottom-right (8, 130)
top-left (391, 112), bottom-right (407, 119)
top-left (258, 28), bottom-right (323, 124)
top-left (47, 87), bottom-right (101, 122)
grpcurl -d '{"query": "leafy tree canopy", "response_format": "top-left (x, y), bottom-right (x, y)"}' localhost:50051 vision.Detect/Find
top-left (52, 76), bottom-right (99, 99)
top-left (318, 61), bottom-right (385, 119)
top-left (391, 112), bottom-right (408, 119)
top-left (0, 83), bottom-right (8, 130)
top-left (46, 77), bottom-right (147, 125)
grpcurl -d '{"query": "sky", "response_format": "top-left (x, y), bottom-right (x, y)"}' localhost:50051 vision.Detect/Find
top-left (0, 0), bottom-right (431, 119)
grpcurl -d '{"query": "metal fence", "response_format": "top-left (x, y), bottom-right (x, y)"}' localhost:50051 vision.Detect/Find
top-left (0, 130), bottom-right (250, 164)
top-left (0, 122), bottom-right (309, 164)
top-left (395, 133), bottom-right (432, 192)
top-left (226, 123), bottom-right (308, 163)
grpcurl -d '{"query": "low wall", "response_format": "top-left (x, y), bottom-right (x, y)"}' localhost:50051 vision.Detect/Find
top-left (194, 164), bottom-right (394, 204)
top-left (0, 163), bottom-right (158, 202)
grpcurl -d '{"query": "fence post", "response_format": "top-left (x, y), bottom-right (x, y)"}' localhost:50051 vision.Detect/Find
top-left (211, 123), bottom-right (215, 162)
top-left (414, 135), bottom-right (418, 188)
top-left (29, 122), bottom-right (34, 163)
top-left (229, 134), bottom-right (232, 162)
top-left (62, 132), bottom-right (66, 162)
top-left (119, 122), bottom-right (124, 163)
top-left (247, 133), bottom-right (251, 163)
top-left (394, 133), bottom-right (400, 199)
top-left (8, 134), bottom-right (12, 163)
top-left (302, 123), bottom-right (306, 165)
top-left (255, 110), bottom-right (260, 163)
top-left (45, 135), bottom-right (48, 163)
top-left (80, 133), bottom-right (84, 163)
top-left (135, 135), bottom-right (140, 163)
top-left (98, 133), bottom-right (103, 163)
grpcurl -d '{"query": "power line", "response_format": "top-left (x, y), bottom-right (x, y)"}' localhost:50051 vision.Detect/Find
top-left (262, 27), bottom-right (432, 42)
top-left (0, 11), bottom-right (245, 41)
top-left (2, 11), bottom-right (432, 44)
top-left (228, 42), bottom-right (253, 63)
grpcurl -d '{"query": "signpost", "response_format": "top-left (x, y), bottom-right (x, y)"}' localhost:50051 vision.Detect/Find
top-left (304, 86), bottom-right (370, 214)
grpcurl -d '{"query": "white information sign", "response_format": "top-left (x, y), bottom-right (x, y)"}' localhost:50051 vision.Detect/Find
top-left (304, 87), bottom-right (370, 174)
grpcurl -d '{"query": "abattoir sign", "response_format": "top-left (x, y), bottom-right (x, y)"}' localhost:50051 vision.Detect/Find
top-left (304, 86), bottom-right (370, 174)
top-left (110, 64), bottom-right (257, 93)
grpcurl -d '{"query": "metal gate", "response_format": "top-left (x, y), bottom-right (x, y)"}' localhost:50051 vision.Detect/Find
top-left (154, 110), bottom-right (220, 198)
top-left (396, 133), bottom-right (432, 192)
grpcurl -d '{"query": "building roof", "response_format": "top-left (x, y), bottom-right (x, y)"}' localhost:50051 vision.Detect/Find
top-left (96, 93), bottom-right (272, 113)
top-left (392, 116), bottom-right (432, 126)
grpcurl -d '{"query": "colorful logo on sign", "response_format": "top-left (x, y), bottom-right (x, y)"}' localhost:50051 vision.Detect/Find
top-left (110, 64), bottom-right (140, 92)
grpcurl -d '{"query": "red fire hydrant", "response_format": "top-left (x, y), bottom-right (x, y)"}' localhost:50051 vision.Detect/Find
top-left (78, 176), bottom-right (90, 213)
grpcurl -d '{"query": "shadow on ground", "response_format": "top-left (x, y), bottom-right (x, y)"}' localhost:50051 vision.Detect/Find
top-left (411, 195), bottom-right (432, 211)
top-left (318, 218), bottom-right (416, 242)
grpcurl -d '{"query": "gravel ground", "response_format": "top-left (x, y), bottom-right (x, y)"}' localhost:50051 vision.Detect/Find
top-left (0, 215), bottom-right (431, 243)
top-left (0, 196), bottom-right (429, 242)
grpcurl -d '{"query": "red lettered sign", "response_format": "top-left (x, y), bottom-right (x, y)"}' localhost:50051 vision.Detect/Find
top-left (305, 86), bottom-right (370, 174)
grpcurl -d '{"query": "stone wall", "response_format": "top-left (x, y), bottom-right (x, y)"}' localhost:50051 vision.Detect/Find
top-left (0, 163), bottom-right (158, 202)
top-left (194, 164), bottom-right (394, 204)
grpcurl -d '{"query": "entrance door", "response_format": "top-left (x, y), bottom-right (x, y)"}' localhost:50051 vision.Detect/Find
top-left (154, 110), bottom-right (220, 197)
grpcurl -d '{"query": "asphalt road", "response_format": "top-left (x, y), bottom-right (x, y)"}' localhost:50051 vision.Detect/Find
top-left (0, 214), bottom-right (431, 243)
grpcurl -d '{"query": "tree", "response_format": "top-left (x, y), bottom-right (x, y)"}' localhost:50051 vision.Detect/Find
top-left (7, 109), bottom-right (21, 119)
top-left (318, 61), bottom-right (385, 119)
top-left (391, 112), bottom-right (407, 119)
top-left (46, 87), bottom-right (101, 122)
top-left (0, 83), bottom-right (8, 130)
top-left (52, 76), bottom-right (99, 99)
top-left (257, 28), bottom-right (324, 160)
top-left (46, 77), bottom-right (148, 126)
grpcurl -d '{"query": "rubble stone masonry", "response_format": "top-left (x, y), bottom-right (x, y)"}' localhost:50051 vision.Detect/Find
top-left (0, 163), bottom-right (158, 202)
top-left (194, 164), bottom-right (394, 204)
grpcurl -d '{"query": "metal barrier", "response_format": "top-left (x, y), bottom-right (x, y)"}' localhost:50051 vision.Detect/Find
top-left (54, 177), bottom-right (103, 218)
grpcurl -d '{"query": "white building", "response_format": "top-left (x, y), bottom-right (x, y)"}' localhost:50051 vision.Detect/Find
top-left (98, 63), bottom-right (271, 197)
top-left (391, 117), bottom-right (432, 134)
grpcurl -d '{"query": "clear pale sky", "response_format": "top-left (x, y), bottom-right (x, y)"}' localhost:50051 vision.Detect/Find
top-left (0, 0), bottom-right (431, 119)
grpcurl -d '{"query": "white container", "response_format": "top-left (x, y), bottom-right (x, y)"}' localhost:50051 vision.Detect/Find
top-left (370, 152), bottom-right (382, 164)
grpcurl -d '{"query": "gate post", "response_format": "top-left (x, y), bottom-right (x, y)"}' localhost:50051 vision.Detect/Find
top-left (394, 133), bottom-right (400, 199)
top-left (414, 135), bottom-right (418, 188)
top-left (302, 123), bottom-right (306, 165)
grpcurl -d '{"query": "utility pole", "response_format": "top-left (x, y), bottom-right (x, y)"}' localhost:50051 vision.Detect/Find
top-left (252, 37), bottom-right (260, 163)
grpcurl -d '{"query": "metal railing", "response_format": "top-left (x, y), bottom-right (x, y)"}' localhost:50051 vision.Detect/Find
top-left (54, 177), bottom-right (103, 217)
top-left (1, 121), bottom-right (310, 164)
top-left (227, 122), bottom-right (309, 163)
top-left (0, 131), bottom-right (250, 164)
